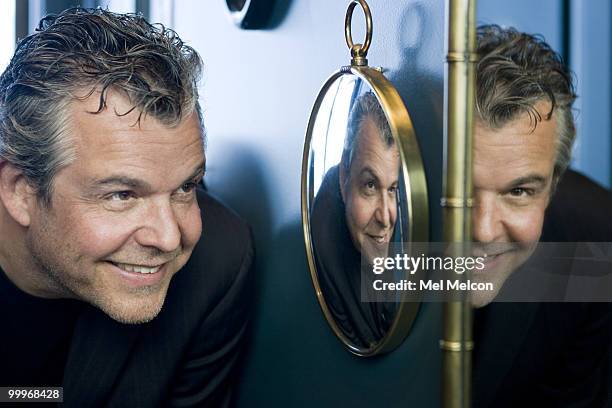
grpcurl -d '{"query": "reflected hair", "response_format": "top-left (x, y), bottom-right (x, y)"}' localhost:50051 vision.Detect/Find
top-left (476, 24), bottom-right (576, 182)
top-left (341, 91), bottom-right (393, 172)
top-left (0, 7), bottom-right (204, 205)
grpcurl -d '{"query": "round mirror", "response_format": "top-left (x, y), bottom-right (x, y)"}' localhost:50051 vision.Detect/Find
top-left (302, 66), bottom-right (429, 356)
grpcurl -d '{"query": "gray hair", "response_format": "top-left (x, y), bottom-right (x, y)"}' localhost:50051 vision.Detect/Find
top-left (476, 24), bottom-right (577, 183)
top-left (0, 7), bottom-right (204, 205)
top-left (341, 91), bottom-right (394, 172)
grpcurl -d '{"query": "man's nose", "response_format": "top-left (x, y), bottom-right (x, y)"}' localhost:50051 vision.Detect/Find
top-left (472, 193), bottom-right (502, 242)
top-left (375, 193), bottom-right (393, 228)
top-left (135, 199), bottom-right (182, 253)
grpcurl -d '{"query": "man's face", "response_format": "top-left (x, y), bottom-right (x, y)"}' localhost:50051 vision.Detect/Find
top-left (471, 102), bottom-right (557, 307)
top-left (341, 118), bottom-right (399, 264)
top-left (26, 91), bottom-right (204, 323)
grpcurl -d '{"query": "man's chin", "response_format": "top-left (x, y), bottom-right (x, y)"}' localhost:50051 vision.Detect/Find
top-left (361, 242), bottom-right (390, 264)
top-left (87, 286), bottom-right (170, 324)
top-left (469, 287), bottom-right (500, 308)
top-left (89, 260), bottom-right (182, 324)
top-left (468, 252), bottom-right (521, 308)
top-left (468, 262), bottom-right (510, 308)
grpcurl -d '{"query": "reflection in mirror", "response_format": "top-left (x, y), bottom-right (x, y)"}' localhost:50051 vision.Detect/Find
top-left (308, 80), bottom-right (409, 349)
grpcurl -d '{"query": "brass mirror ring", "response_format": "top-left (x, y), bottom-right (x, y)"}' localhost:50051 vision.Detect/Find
top-left (301, 67), bottom-right (429, 356)
top-left (344, 0), bottom-right (373, 60)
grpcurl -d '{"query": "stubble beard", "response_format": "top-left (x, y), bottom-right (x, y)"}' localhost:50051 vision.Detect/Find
top-left (25, 224), bottom-right (172, 325)
top-left (469, 242), bottom-right (539, 308)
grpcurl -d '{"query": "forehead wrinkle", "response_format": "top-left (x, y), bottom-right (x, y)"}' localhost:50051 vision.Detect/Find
top-left (69, 138), bottom-right (203, 194)
top-left (352, 148), bottom-right (400, 185)
top-left (71, 116), bottom-right (203, 165)
top-left (475, 127), bottom-right (555, 160)
top-left (353, 150), bottom-right (397, 171)
top-left (474, 143), bottom-right (554, 193)
top-left (352, 134), bottom-right (399, 162)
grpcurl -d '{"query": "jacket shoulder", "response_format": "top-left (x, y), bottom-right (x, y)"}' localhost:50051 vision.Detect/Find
top-left (197, 188), bottom-right (251, 245)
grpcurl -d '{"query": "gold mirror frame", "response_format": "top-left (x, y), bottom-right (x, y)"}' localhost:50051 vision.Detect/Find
top-left (301, 60), bottom-right (429, 356)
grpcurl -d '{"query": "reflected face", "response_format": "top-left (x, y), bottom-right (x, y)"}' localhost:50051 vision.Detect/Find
top-left (340, 118), bottom-right (399, 264)
top-left (471, 103), bottom-right (557, 307)
top-left (26, 91), bottom-right (204, 323)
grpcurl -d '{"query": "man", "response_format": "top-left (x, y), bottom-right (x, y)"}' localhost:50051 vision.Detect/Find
top-left (339, 91), bottom-right (400, 265)
top-left (0, 8), bottom-right (253, 407)
top-left (310, 91), bottom-right (399, 348)
top-left (470, 25), bottom-right (612, 406)
top-left (469, 24), bottom-right (576, 307)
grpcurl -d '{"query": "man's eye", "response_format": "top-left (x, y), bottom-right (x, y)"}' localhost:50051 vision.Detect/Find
top-left (177, 182), bottom-right (197, 194)
top-left (108, 191), bottom-right (135, 201)
top-left (508, 187), bottom-right (533, 197)
top-left (388, 186), bottom-right (397, 194)
top-left (365, 180), bottom-right (376, 190)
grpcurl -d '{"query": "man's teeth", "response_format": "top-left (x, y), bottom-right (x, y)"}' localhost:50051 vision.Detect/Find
top-left (115, 263), bottom-right (162, 274)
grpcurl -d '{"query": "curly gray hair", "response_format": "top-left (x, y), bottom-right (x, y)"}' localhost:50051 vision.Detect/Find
top-left (0, 7), bottom-right (204, 205)
top-left (341, 91), bottom-right (393, 173)
top-left (476, 24), bottom-right (577, 183)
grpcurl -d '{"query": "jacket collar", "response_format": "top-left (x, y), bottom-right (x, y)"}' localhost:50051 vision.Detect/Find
top-left (63, 304), bottom-right (142, 407)
top-left (472, 301), bottom-right (539, 407)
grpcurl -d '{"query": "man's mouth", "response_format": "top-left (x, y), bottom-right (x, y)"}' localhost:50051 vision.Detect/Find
top-left (472, 244), bottom-right (518, 260)
top-left (481, 253), bottom-right (503, 263)
top-left (110, 262), bottom-right (165, 274)
top-left (367, 234), bottom-right (388, 244)
top-left (473, 249), bottom-right (516, 273)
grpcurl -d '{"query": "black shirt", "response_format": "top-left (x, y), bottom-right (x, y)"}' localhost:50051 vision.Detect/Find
top-left (0, 267), bottom-right (82, 388)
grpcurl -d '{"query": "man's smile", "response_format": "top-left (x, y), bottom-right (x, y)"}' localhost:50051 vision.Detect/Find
top-left (104, 261), bottom-right (172, 289)
top-left (366, 233), bottom-right (389, 244)
top-left (111, 262), bottom-right (165, 274)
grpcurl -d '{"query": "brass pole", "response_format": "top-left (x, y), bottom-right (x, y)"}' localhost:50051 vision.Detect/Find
top-left (441, 0), bottom-right (476, 407)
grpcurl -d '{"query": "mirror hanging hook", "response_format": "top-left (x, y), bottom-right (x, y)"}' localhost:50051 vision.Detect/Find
top-left (344, 0), bottom-right (373, 66)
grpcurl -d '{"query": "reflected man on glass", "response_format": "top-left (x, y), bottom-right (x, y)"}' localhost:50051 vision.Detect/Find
top-left (311, 91), bottom-right (400, 348)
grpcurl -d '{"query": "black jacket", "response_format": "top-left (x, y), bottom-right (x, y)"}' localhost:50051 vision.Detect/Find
top-left (310, 165), bottom-right (396, 349)
top-left (473, 170), bottom-right (612, 407)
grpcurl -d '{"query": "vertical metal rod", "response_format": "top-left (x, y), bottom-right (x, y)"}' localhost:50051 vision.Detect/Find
top-left (442, 0), bottom-right (476, 407)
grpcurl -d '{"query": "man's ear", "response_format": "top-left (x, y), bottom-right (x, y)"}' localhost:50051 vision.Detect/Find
top-left (0, 161), bottom-right (37, 227)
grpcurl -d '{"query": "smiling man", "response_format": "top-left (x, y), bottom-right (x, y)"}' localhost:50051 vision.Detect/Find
top-left (340, 91), bottom-right (399, 265)
top-left (12, 90), bottom-right (205, 324)
top-left (471, 25), bottom-right (612, 407)
top-left (309, 91), bottom-right (400, 349)
top-left (470, 100), bottom-right (559, 307)
top-left (469, 24), bottom-right (577, 307)
top-left (0, 8), bottom-right (253, 407)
